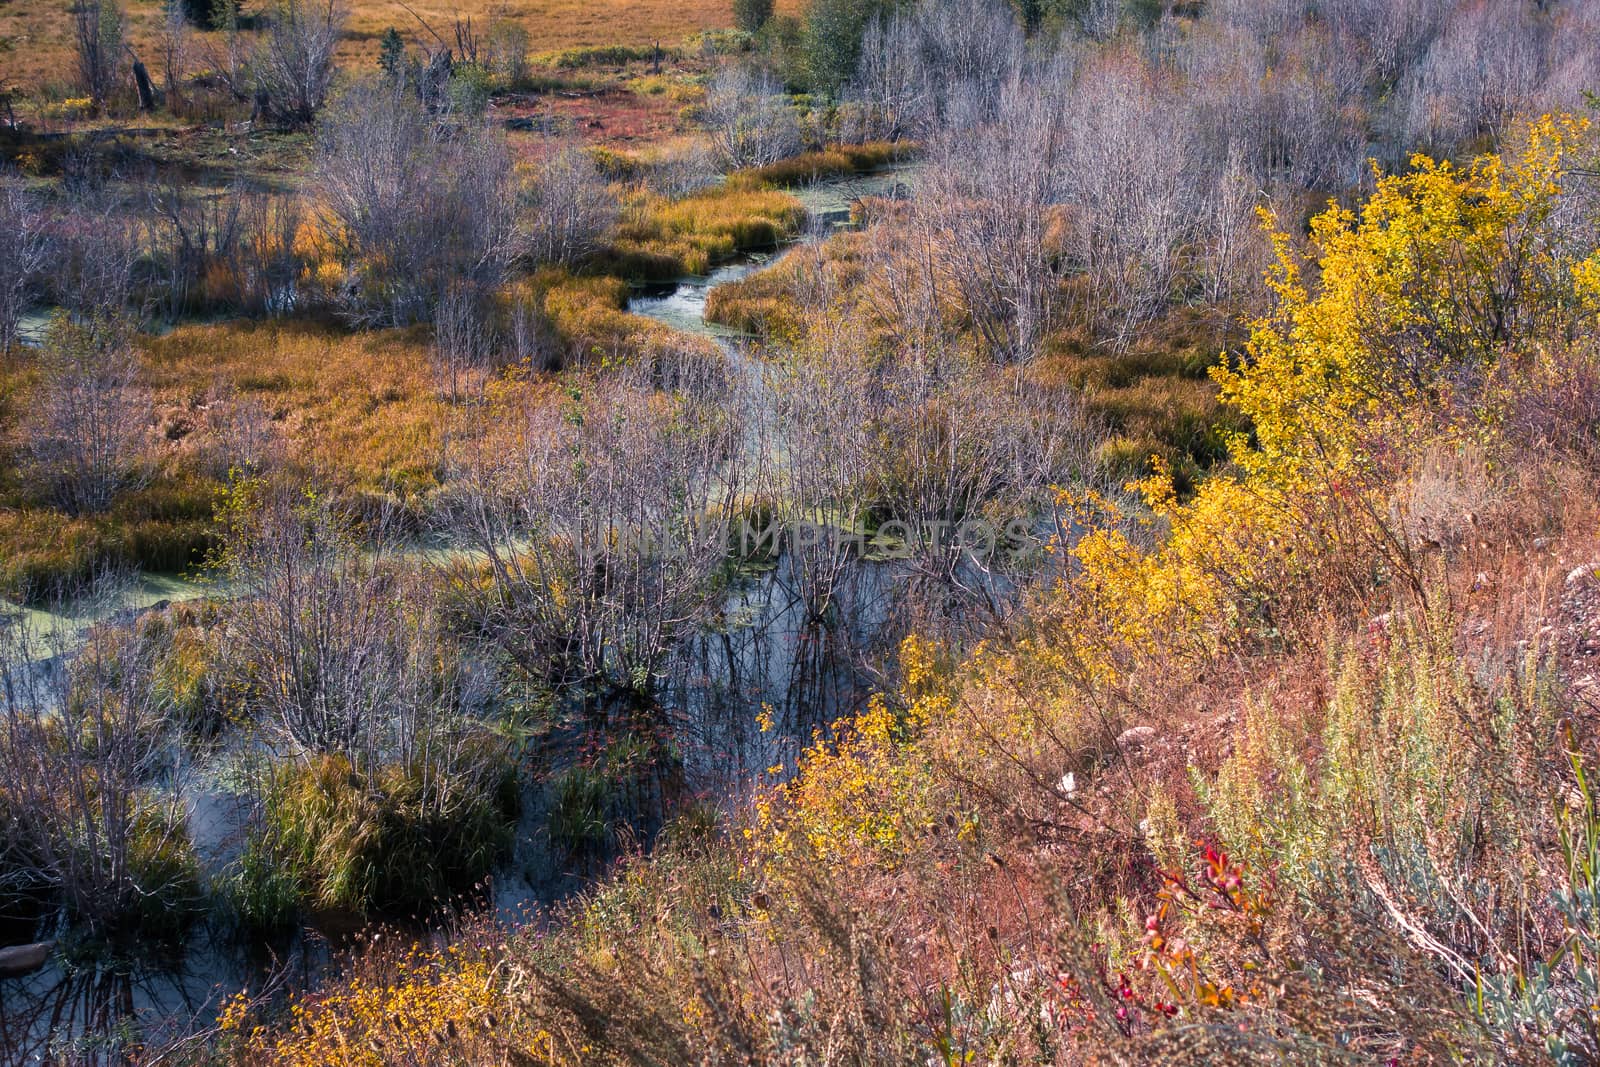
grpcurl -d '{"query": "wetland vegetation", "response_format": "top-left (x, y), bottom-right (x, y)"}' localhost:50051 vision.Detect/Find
top-left (4, 0), bottom-right (1600, 1063)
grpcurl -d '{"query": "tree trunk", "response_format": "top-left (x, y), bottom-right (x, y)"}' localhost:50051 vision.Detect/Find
top-left (131, 58), bottom-right (156, 111)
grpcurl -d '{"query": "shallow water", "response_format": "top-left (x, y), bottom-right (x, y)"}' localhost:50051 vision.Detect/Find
top-left (628, 259), bottom-right (766, 338)
top-left (15, 307), bottom-right (54, 346)
top-left (625, 163), bottom-right (919, 340)
top-left (787, 164), bottom-right (921, 229)
top-left (0, 164), bottom-right (918, 1056)
top-left (6, 572), bottom-right (213, 660)
top-left (616, 167), bottom-right (933, 784)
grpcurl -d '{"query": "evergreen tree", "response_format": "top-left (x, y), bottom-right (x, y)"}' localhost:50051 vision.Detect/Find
top-left (734, 0), bottom-right (775, 33)
top-left (803, 0), bottom-right (893, 93)
top-left (379, 27), bottom-right (407, 81)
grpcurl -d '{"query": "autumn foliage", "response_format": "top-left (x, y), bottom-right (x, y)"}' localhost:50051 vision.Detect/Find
top-left (214, 115), bottom-right (1600, 1064)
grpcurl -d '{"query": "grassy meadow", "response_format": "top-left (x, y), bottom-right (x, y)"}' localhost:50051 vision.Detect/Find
top-left (0, 0), bottom-right (801, 96)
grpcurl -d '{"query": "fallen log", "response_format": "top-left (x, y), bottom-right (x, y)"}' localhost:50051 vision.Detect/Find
top-left (0, 941), bottom-right (53, 979)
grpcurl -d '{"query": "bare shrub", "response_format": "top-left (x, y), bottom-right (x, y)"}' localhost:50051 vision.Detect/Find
top-left (754, 318), bottom-right (1091, 643)
top-left (1538, 2), bottom-right (1600, 118)
top-left (1059, 51), bottom-right (1201, 344)
top-left (913, 0), bottom-right (1023, 127)
top-left (160, 1), bottom-right (190, 104)
top-left (1184, 19), bottom-right (1366, 191)
top-left (447, 361), bottom-right (744, 706)
top-left (918, 78), bottom-right (1065, 361)
top-left (485, 13), bottom-right (531, 87)
top-left (1204, 143), bottom-right (1267, 305)
top-left (211, 484), bottom-right (515, 918)
top-left (0, 177), bottom-right (50, 354)
top-left (253, 0), bottom-right (346, 127)
top-left (1072, 0), bottom-right (1122, 39)
top-left (703, 66), bottom-right (801, 169)
top-left (143, 181), bottom-right (301, 316)
top-left (866, 358), bottom-right (1092, 627)
top-left (646, 143), bottom-right (721, 198)
top-left (74, 0), bottom-right (125, 109)
top-left (53, 191), bottom-right (142, 321)
top-left (0, 609), bottom-right (197, 940)
top-left (144, 177), bottom-right (247, 319)
top-left (848, 14), bottom-right (929, 142)
top-left (199, 0), bottom-right (253, 104)
top-left (234, 190), bottom-right (307, 314)
top-left (433, 282), bottom-right (493, 401)
top-left (763, 339), bottom-right (876, 631)
top-left (214, 484), bottom-right (444, 758)
top-left (25, 315), bottom-right (149, 517)
top-left (1203, 0), bottom-right (1307, 41)
top-left (1363, 0), bottom-right (1455, 83)
top-left (316, 82), bottom-right (518, 326)
top-left (1402, 0), bottom-right (1542, 154)
top-left (848, 0), bottom-right (1023, 141)
top-left (520, 145), bottom-right (619, 267)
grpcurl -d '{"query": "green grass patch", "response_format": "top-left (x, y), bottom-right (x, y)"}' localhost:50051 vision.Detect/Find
top-left (744, 142), bottom-right (907, 186)
top-left (539, 44), bottom-right (666, 69)
top-left (260, 748), bottom-right (519, 919)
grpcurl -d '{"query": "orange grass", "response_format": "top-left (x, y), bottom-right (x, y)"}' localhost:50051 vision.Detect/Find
top-left (0, 0), bottom-right (801, 99)
top-left (603, 180), bottom-right (808, 280)
top-left (141, 318), bottom-right (451, 500)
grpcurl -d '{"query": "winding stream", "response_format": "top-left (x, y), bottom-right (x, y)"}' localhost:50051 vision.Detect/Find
top-left (0, 165), bottom-right (920, 1060)
top-left (5, 166), bottom-right (919, 646)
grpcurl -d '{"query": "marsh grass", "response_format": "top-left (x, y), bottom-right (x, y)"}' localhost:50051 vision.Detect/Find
top-left (703, 227), bottom-right (872, 339)
top-left (2, 320), bottom-right (449, 600)
top-left (601, 180), bottom-right (807, 280)
top-left (0, 475), bottom-right (218, 603)
top-left (522, 269), bottom-right (728, 371)
top-left (220, 837), bottom-right (302, 940)
top-left (1, 282), bottom-right (735, 602)
top-left (546, 729), bottom-right (683, 857)
top-left (140, 604), bottom-right (224, 736)
top-left (258, 746), bottom-right (518, 919)
top-left (744, 141), bottom-right (906, 186)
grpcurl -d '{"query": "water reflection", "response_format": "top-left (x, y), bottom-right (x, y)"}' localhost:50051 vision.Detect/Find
top-left (0, 937), bottom-right (307, 1065)
top-left (627, 259), bottom-right (765, 338)
top-left (0, 166), bottom-right (931, 1057)
top-left (669, 552), bottom-right (898, 791)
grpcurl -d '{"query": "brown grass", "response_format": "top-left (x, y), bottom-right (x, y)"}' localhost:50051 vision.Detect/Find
top-left (0, 319), bottom-right (449, 600)
top-left (1034, 308), bottom-right (1245, 488)
top-left (704, 228), bottom-right (880, 341)
top-left (339, 0), bottom-right (790, 58)
top-left (500, 86), bottom-right (693, 153)
top-left (0, 0), bottom-right (800, 99)
top-left (0, 294), bottom-right (724, 598)
top-left (142, 318), bottom-right (451, 499)
top-left (745, 142), bottom-right (907, 186)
